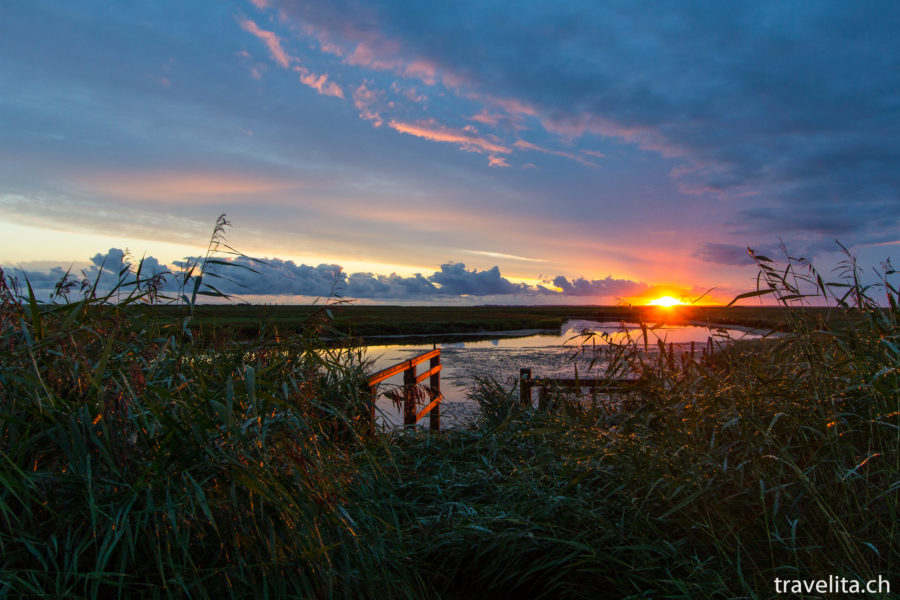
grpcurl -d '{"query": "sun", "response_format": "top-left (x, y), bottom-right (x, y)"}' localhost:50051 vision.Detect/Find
top-left (646, 295), bottom-right (685, 307)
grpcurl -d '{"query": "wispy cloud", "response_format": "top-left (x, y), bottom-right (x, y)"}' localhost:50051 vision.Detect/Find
top-left (513, 139), bottom-right (597, 167)
top-left (353, 81), bottom-right (383, 126)
top-left (237, 18), bottom-right (292, 69)
top-left (459, 249), bottom-right (547, 263)
top-left (72, 170), bottom-right (298, 202)
top-left (390, 82), bottom-right (427, 104)
top-left (469, 109), bottom-right (502, 126)
top-left (388, 118), bottom-right (512, 157)
top-left (487, 155), bottom-right (509, 168)
top-left (294, 67), bottom-right (343, 98)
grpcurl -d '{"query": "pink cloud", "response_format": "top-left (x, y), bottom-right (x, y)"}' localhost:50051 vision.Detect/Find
top-left (513, 139), bottom-right (598, 167)
top-left (294, 67), bottom-right (344, 98)
top-left (388, 119), bottom-right (512, 156)
top-left (486, 95), bottom-right (538, 118)
top-left (541, 114), bottom-right (680, 158)
top-left (402, 60), bottom-right (437, 85)
top-left (346, 41), bottom-right (401, 71)
top-left (488, 155), bottom-right (510, 168)
top-left (469, 109), bottom-right (502, 126)
top-left (390, 82), bottom-right (427, 104)
top-left (237, 18), bottom-right (292, 68)
top-left (353, 82), bottom-right (383, 126)
top-left (293, 20), bottom-right (440, 87)
top-left (513, 139), bottom-right (543, 152)
top-left (249, 0), bottom-right (268, 8)
top-left (75, 170), bottom-right (298, 202)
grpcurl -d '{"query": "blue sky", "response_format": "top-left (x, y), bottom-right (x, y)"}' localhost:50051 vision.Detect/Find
top-left (1, 0), bottom-right (898, 303)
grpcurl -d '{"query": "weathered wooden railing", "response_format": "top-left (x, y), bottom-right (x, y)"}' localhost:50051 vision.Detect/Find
top-left (519, 367), bottom-right (637, 409)
top-left (366, 348), bottom-right (442, 430)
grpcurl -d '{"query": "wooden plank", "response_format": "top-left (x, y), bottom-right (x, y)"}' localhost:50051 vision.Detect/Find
top-left (367, 359), bottom-right (413, 386)
top-left (415, 363), bottom-right (442, 384)
top-left (409, 348), bottom-right (440, 366)
top-left (415, 394), bottom-right (443, 422)
top-left (366, 349), bottom-right (440, 386)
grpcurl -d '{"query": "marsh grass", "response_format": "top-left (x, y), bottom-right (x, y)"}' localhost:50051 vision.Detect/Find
top-left (355, 248), bottom-right (898, 599)
top-left (1, 232), bottom-right (897, 598)
top-left (0, 219), bottom-right (394, 597)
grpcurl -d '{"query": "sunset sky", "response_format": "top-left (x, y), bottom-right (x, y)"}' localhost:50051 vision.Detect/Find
top-left (2, 1), bottom-right (898, 304)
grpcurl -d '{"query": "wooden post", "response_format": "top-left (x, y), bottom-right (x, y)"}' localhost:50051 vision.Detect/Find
top-left (690, 341), bottom-right (695, 362)
top-left (520, 368), bottom-right (532, 406)
top-left (403, 364), bottom-right (417, 427)
top-left (538, 384), bottom-right (549, 411)
top-left (429, 349), bottom-right (441, 431)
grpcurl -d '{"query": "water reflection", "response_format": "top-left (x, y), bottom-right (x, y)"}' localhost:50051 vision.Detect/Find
top-left (366, 320), bottom-right (762, 428)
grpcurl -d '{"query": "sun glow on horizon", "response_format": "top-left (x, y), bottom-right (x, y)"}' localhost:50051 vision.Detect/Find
top-left (646, 295), bottom-right (686, 307)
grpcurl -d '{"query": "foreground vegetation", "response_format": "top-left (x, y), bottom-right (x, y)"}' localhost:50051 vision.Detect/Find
top-left (1, 233), bottom-right (897, 598)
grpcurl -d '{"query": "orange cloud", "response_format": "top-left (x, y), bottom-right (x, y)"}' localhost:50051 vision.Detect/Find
top-left (237, 18), bottom-right (291, 68)
top-left (388, 119), bottom-right (512, 156)
top-left (488, 154), bottom-right (509, 168)
top-left (294, 67), bottom-right (344, 98)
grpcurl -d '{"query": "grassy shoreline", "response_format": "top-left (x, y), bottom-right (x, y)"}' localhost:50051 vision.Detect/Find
top-left (149, 304), bottom-right (834, 342)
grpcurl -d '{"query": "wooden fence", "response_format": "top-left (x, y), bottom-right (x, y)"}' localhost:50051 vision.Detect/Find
top-left (519, 367), bottom-right (637, 409)
top-left (366, 348), bottom-right (443, 430)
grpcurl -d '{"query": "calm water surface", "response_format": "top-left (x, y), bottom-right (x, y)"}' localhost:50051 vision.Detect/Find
top-left (364, 320), bottom-right (764, 428)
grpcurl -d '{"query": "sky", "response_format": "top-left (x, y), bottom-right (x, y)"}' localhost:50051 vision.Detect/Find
top-left (1, 0), bottom-right (898, 304)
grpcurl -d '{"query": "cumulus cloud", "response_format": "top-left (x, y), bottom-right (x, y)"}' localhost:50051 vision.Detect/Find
top-left (7, 249), bottom-right (648, 303)
top-left (5, 249), bottom-right (170, 301)
top-left (345, 271), bottom-right (437, 298)
top-left (552, 275), bottom-right (650, 298)
top-left (429, 263), bottom-right (531, 296)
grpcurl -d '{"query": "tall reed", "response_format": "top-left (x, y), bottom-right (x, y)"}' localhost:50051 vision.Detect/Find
top-left (349, 247), bottom-right (898, 599)
top-left (2, 232), bottom-right (896, 598)
top-left (0, 219), bottom-right (389, 597)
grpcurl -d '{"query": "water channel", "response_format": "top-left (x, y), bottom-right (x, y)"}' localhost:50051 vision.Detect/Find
top-left (363, 319), bottom-right (767, 428)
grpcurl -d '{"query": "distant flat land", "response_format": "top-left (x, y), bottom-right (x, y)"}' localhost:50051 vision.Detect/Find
top-left (153, 304), bottom-right (840, 340)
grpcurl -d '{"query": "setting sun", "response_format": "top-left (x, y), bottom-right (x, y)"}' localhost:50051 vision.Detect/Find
top-left (646, 295), bottom-right (685, 307)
